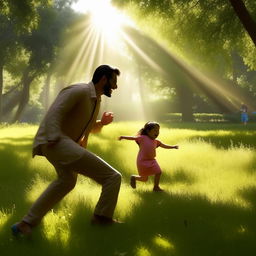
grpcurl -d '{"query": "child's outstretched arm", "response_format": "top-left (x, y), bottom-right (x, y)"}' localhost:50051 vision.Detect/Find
top-left (118, 135), bottom-right (138, 141)
top-left (159, 142), bottom-right (179, 149)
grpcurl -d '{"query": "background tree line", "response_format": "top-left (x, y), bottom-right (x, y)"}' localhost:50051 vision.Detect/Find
top-left (0, 0), bottom-right (77, 123)
top-left (1, 0), bottom-right (256, 123)
top-left (113, 0), bottom-right (256, 121)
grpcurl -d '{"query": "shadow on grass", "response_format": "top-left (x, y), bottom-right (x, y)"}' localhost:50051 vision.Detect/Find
top-left (0, 136), bottom-right (78, 256)
top-left (125, 191), bottom-right (256, 256)
top-left (2, 188), bottom-right (256, 256)
top-left (63, 189), bottom-right (256, 256)
top-left (239, 186), bottom-right (256, 209)
top-left (0, 138), bottom-right (35, 210)
top-left (167, 168), bottom-right (196, 185)
top-left (0, 137), bottom-right (59, 255)
top-left (1, 135), bottom-right (256, 256)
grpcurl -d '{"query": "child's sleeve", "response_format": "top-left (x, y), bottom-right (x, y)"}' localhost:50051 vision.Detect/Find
top-left (156, 139), bottom-right (161, 147)
top-left (135, 135), bottom-right (142, 144)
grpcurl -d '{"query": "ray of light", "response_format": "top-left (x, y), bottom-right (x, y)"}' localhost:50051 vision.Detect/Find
top-left (65, 25), bottom-right (97, 83)
top-left (79, 30), bottom-right (103, 79)
top-left (121, 26), bottom-right (255, 113)
top-left (120, 31), bottom-right (165, 75)
top-left (63, 0), bottom-right (256, 120)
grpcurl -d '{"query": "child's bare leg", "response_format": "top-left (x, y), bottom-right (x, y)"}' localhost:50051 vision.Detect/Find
top-left (135, 175), bottom-right (148, 182)
top-left (153, 173), bottom-right (164, 191)
top-left (130, 175), bottom-right (148, 189)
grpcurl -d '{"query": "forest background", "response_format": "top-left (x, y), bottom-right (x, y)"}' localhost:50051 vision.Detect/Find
top-left (1, 0), bottom-right (256, 124)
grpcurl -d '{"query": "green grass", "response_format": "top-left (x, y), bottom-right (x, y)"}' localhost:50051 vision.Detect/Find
top-left (1, 122), bottom-right (256, 256)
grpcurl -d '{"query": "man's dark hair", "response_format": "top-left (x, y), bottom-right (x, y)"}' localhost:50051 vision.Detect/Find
top-left (92, 65), bottom-right (120, 84)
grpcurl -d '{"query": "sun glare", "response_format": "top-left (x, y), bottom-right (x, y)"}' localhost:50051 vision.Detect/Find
top-left (72, 0), bottom-right (133, 44)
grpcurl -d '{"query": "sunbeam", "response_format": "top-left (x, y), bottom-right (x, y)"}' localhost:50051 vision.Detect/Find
top-left (59, 0), bottom-right (255, 122)
top-left (72, 0), bottom-right (133, 46)
top-left (65, 25), bottom-right (96, 83)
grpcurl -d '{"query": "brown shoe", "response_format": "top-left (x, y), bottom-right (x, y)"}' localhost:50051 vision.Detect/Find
top-left (130, 176), bottom-right (136, 189)
top-left (91, 214), bottom-right (123, 225)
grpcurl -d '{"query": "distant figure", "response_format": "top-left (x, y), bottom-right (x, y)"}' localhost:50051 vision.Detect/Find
top-left (240, 103), bottom-right (248, 125)
top-left (119, 121), bottom-right (178, 191)
top-left (11, 65), bottom-right (122, 237)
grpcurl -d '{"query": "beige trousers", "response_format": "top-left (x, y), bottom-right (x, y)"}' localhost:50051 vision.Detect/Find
top-left (23, 144), bottom-right (122, 226)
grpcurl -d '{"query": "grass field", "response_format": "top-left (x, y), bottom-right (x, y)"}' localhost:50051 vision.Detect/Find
top-left (1, 122), bottom-right (256, 256)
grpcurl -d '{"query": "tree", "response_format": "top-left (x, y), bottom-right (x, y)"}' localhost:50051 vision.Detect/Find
top-left (0, 0), bottom-right (79, 123)
top-left (229, 0), bottom-right (256, 47)
top-left (113, 0), bottom-right (256, 118)
top-left (0, 14), bottom-right (17, 121)
top-left (12, 4), bottom-right (76, 122)
top-left (0, 0), bottom-right (50, 32)
top-left (0, 0), bottom-right (51, 122)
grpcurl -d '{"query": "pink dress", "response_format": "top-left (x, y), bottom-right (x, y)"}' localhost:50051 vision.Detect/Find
top-left (135, 135), bottom-right (162, 176)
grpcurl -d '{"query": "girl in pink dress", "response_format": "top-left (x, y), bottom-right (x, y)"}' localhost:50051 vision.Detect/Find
top-left (119, 122), bottom-right (178, 191)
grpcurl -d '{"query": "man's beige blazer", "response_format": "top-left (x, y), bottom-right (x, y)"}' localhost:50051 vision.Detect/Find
top-left (32, 81), bottom-right (100, 165)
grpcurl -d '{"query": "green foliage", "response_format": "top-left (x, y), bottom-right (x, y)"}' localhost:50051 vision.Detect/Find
top-left (21, 5), bottom-right (76, 75)
top-left (113, 0), bottom-right (256, 72)
top-left (239, 34), bottom-right (256, 70)
top-left (0, 0), bottom-right (52, 32)
top-left (111, 0), bottom-right (256, 117)
top-left (0, 1), bottom-right (78, 123)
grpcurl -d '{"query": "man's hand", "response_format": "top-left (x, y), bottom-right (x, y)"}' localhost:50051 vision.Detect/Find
top-left (79, 135), bottom-right (87, 147)
top-left (101, 112), bottom-right (114, 126)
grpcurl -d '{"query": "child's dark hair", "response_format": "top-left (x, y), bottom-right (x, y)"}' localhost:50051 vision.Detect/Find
top-left (138, 121), bottom-right (160, 136)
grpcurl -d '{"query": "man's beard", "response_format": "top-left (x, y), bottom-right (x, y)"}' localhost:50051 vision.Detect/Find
top-left (103, 81), bottom-right (112, 97)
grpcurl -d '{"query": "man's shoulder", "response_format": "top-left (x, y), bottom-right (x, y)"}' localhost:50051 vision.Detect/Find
top-left (61, 83), bottom-right (91, 96)
top-left (67, 82), bottom-right (89, 90)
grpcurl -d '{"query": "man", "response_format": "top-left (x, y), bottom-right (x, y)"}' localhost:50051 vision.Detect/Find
top-left (12, 65), bottom-right (122, 236)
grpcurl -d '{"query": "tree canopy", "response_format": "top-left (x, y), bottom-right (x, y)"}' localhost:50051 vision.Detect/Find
top-left (112, 0), bottom-right (256, 120)
top-left (1, 0), bottom-right (256, 123)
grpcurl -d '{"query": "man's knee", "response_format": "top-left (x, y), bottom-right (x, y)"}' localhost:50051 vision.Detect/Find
top-left (112, 171), bottom-right (122, 185)
top-left (58, 177), bottom-right (77, 191)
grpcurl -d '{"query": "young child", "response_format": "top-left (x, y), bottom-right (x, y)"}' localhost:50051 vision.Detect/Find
top-left (240, 103), bottom-right (248, 125)
top-left (118, 121), bottom-right (178, 192)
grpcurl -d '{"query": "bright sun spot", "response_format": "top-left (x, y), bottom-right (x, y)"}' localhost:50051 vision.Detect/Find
top-left (72, 0), bottom-right (133, 44)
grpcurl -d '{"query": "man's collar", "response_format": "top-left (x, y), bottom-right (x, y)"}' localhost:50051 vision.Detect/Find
top-left (88, 81), bottom-right (97, 98)
top-left (88, 81), bottom-right (101, 101)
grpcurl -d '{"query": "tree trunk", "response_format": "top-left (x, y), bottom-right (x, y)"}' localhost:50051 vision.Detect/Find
top-left (12, 69), bottom-right (35, 123)
top-left (54, 78), bottom-right (65, 97)
top-left (2, 89), bottom-right (21, 120)
top-left (124, 26), bottom-right (237, 117)
top-left (229, 0), bottom-right (256, 47)
top-left (231, 51), bottom-right (239, 84)
top-left (43, 72), bottom-right (51, 112)
top-left (0, 63), bottom-right (3, 122)
top-left (175, 83), bottom-right (194, 122)
top-left (137, 64), bottom-right (151, 120)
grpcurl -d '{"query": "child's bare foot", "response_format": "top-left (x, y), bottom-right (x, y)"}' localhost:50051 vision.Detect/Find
top-left (130, 175), bottom-right (136, 189)
top-left (153, 186), bottom-right (164, 192)
top-left (11, 221), bottom-right (32, 237)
